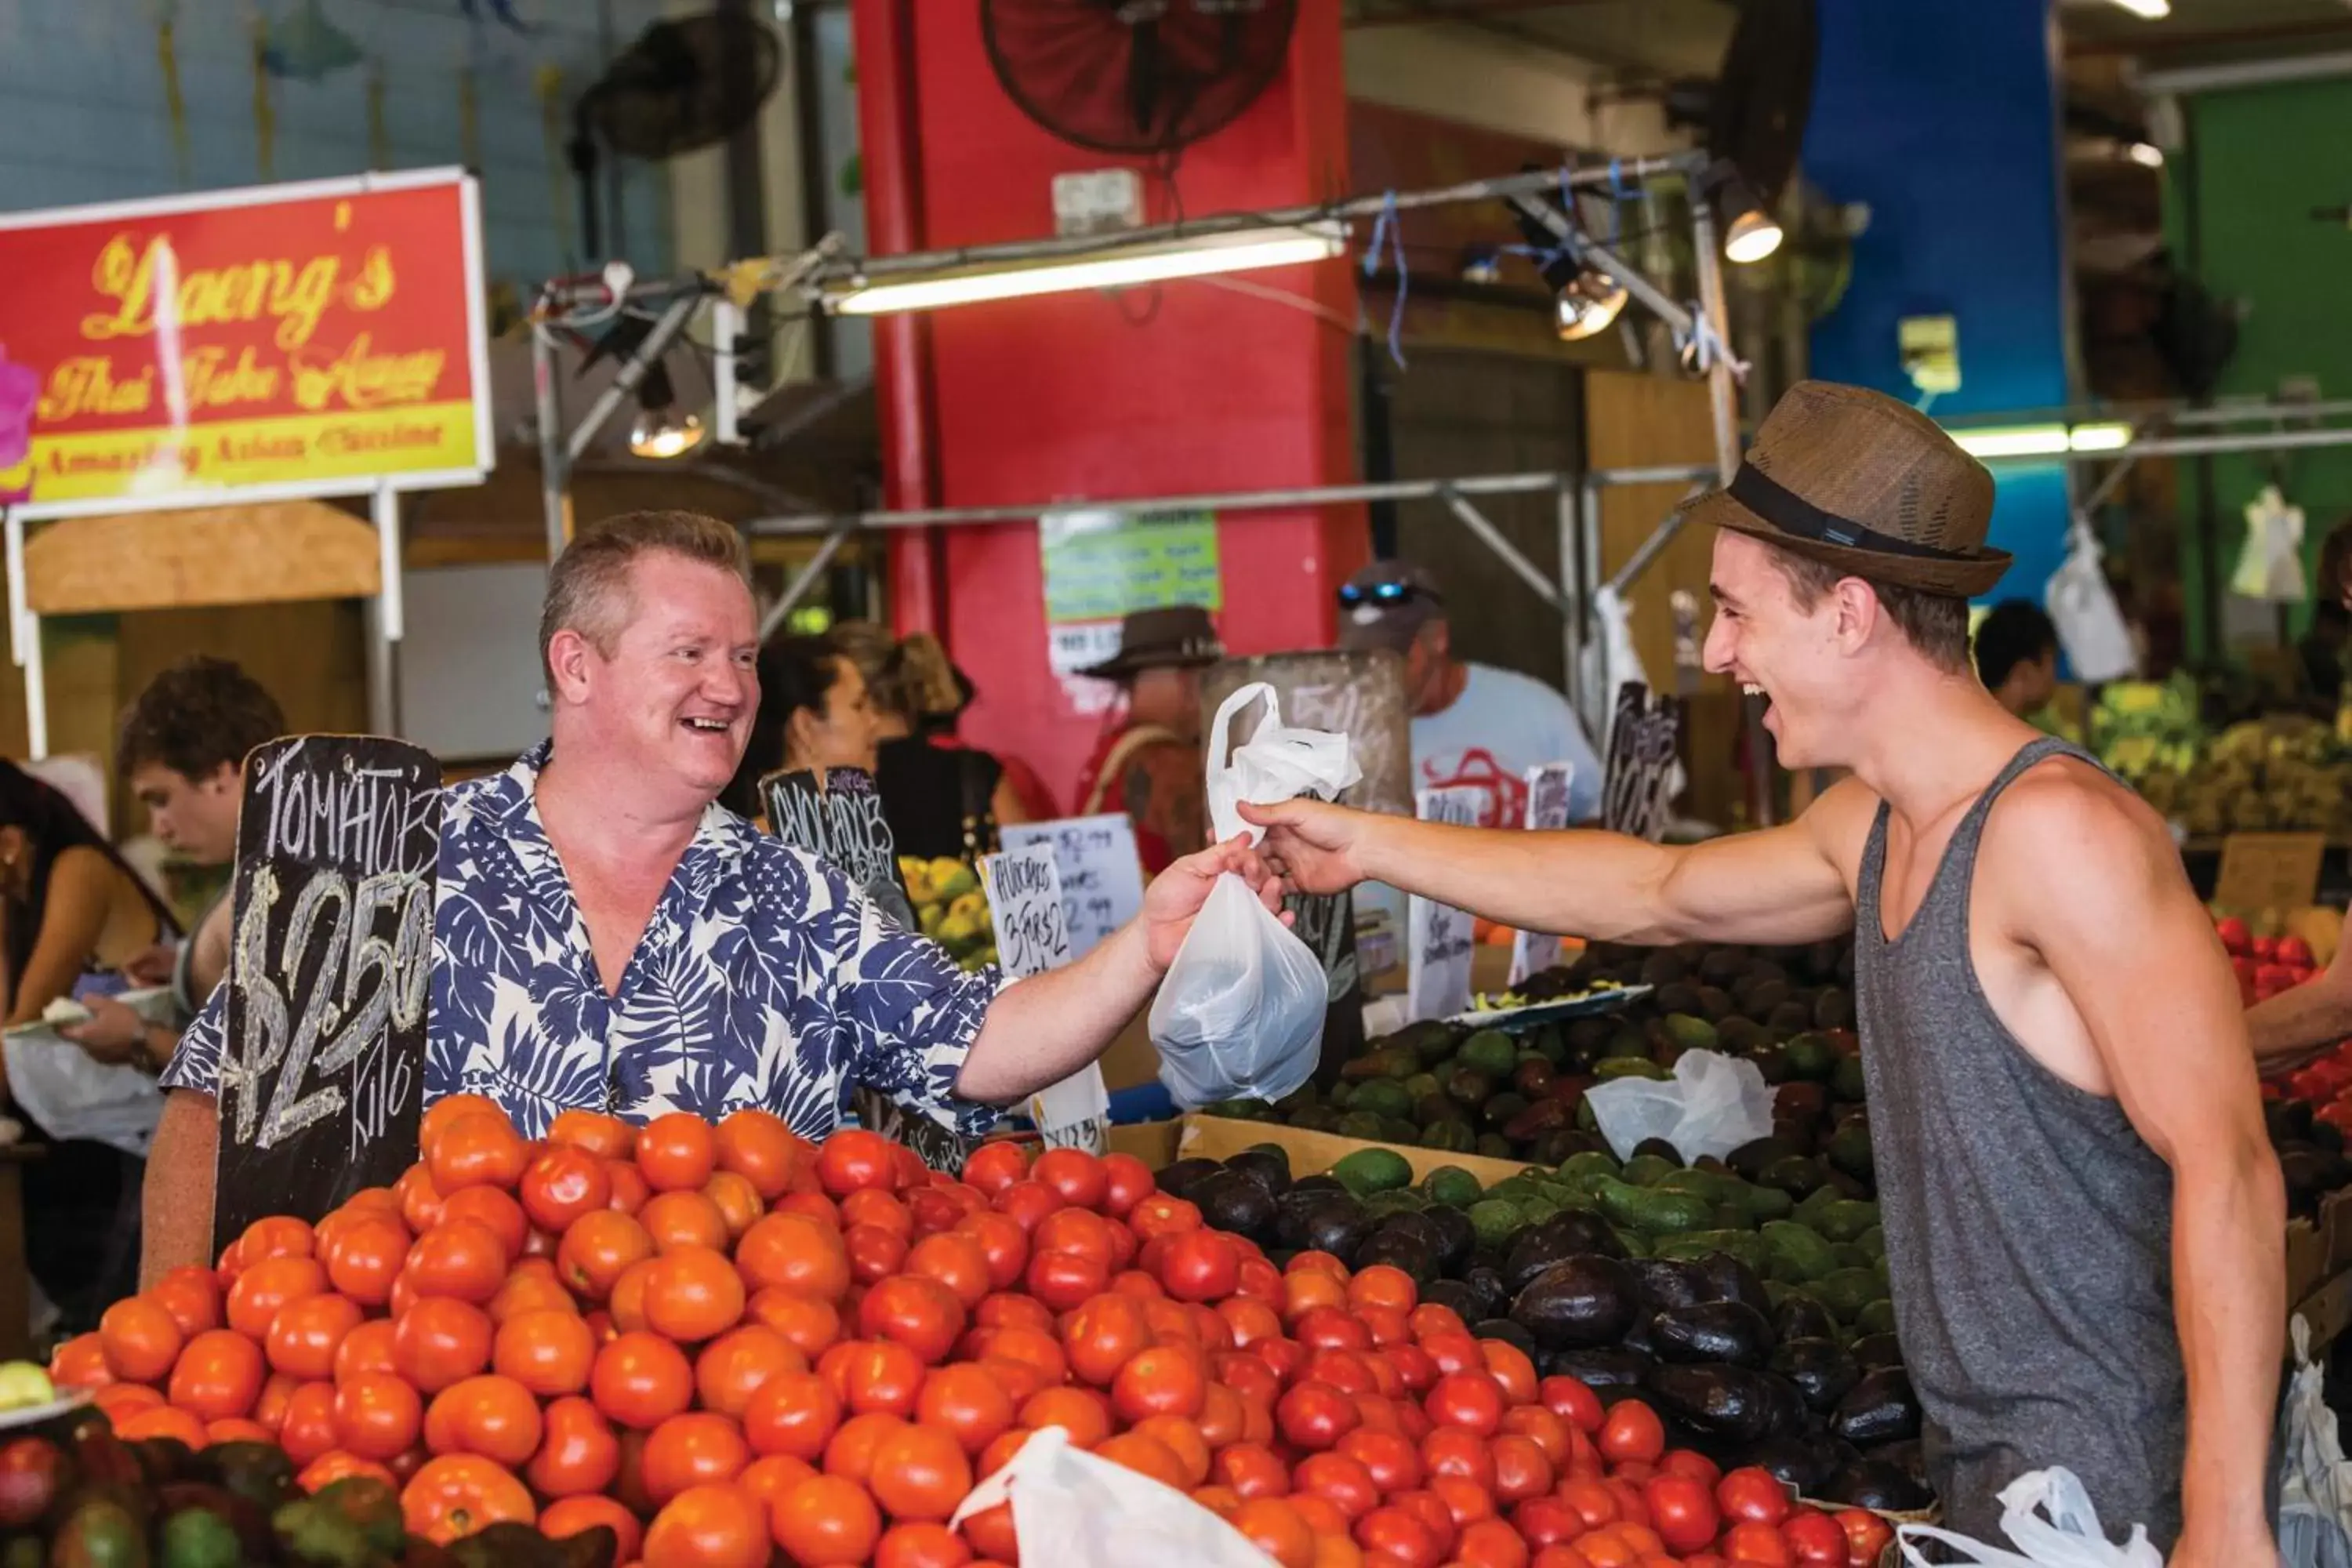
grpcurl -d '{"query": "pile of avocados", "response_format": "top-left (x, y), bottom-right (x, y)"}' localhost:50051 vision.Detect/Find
top-left (1160, 1129), bottom-right (1932, 1512)
top-left (1203, 937), bottom-right (1876, 1188)
top-left (2267, 1097), bottom-right (2352, 1224)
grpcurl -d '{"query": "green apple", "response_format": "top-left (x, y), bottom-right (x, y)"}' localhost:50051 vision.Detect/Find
top-left (0, 1362), bottom-right (54, 1410)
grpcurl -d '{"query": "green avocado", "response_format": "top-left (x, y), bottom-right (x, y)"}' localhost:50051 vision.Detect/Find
top-left (1814, 1200), bottom-right (1882, 1244)
top-left (1466, 1199), bottom-right (1523, 1247)
top-left (1621, 1154), bottom-right (1680, 1188)
top-left (1332, 1147), bottom-right (1415, 1197)
top-left (1458, 1029), bottom-right (1518, 1077)
top-left (1815, 1266), bottom-right (1885, 1323)
top-left (1595, 1055), bottom-right (1671, 1082)
top-left (1335, 1111), bottom-right (1387, 1142)
top-left (1661, 1014), bottom-right (1719, 1053)
top-left (1593, 1175), bottom-right (1715, 1235)
top-left (1422, 1166), bottom-right (1483, 1208)
top-left (1760, 1220), bottom-right (1840, 1283)
top-left (1831, 1053), bottom-right (1869, 1105)
top-left (159, 1510), bottom-right (241, 1568)
top-left (1781, 1033), bottom-right (1840, 1083)
top-left (1350, 1080), bottom-right (1414, 1120)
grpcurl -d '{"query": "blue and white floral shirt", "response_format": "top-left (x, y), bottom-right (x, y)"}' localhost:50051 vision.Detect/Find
top-left (161, 743), bottom-right (1004, 1140)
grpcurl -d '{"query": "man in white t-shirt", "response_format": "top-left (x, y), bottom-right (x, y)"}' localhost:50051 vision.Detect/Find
top-left (1338, 561), bottom-right (1603, 826)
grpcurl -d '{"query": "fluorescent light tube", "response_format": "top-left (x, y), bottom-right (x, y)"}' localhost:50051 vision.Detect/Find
top-left (821, 225), bottom-right (1347, 317)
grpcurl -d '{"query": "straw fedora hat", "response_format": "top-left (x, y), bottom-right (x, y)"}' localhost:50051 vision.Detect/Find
top-left (1076, 604), bottom-right (1224, 681)
top-left (1682, 380), bottom-right (2010, 598)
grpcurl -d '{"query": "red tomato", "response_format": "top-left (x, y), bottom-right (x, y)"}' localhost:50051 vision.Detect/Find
top-left (1029, 1149), bottom-right (1109, 1211)
top-left (1598, 1399), bottom-right (1665, 1465)
top-left (1423, 1372), bottom-right (1504, 1437)
top-left (1660, 1447), bottom-right (1721, 1487)
top-left (1354, 1504), bottom-right (1443, 1568)
top-left (1508, 1496), bottom-right (1582, 1550)
top-left (1293, 1452), bottom-right (1381, 1523)
top-left (1276, 1382), bottom-right (1361, 1451)
top-left (1489, 1435), bottom-right (1552, 1505)
top-left (1838, 1508), bottom-right (1896, 1566)
top-left (1098, 1153), bottom-right (1154, 1217)
top-left (1156, 1232), bottom-right (1240, 1305)
top-left (1721, 1520), bottom-right (1794, 1566)
top-left (1538, 1374), bottom-right (1603, 1435)
top-left (1716, 1466), bottom-right (1793, 1528)
top-left (1420, 1427), bottom-right (1495, 1493)
top-left (1644, 1474), bottom-right (1721, 1555)
top-left (1555, 1478), bottom-right (1620, 1533)
top-left (1783, 1509), bottom-right (1850, 1566)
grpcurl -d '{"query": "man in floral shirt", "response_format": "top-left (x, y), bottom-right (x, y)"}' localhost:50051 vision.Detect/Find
top-left (143, 510), bottom-right (1281, 1277)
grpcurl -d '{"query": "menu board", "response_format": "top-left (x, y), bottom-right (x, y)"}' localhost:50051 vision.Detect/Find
top-left (214, 737), bottom-right (439, 1252)
top-left (764, 766), bottom-right (917, 931)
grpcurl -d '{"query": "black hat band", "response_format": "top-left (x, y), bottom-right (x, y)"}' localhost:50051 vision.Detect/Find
top-left (1729, 463), bottom-right (1980, 564)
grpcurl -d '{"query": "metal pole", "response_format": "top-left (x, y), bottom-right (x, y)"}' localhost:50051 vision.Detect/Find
top-left (1606, 485), bottom-right (1714, 597)
top-left (532, 324), bottom-right (570, 560)
top-left (741, 470), bottom-right (1571, 535)
top-left (2011, 426), bottom-right (2352, 463)
top-left (1556, 479), bottom-right (1584, 720)
top-left (368, 483), bottom-right (403, 737)
top-left (1577, 474), bottom-right (1606, 735)
top-left (1687, 200), bottom-right (1743, 482)
top-left (1, 507), bottom-right (40, 760)
top-left (712, 298), bottom-right (742, 447)
top-left (1439, 488), bottom-right (1559, 609)
top-left (758, 527), bottom-right (853, 641)
top-left (566, 292), bottom-right (702, 465)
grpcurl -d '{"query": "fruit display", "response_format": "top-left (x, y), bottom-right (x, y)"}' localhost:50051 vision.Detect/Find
top-left (2218, 916), bottom-right (2324, 1008)
top-left (51, 1098), bottom-right (1915, 1567)
top-left (1156, 1136), bottom-right (1921, 1515)
top-left (2134, 714), bottom-right (2352, 837)
top-left (0, 1362), bottom-right (56, 1413)
top-left (2087, 675), bottom-right (2202, 786)
top-left (1214, 938), bottom-right (1871, 1183)
top-left (901, 857), bottom-right (997, 972)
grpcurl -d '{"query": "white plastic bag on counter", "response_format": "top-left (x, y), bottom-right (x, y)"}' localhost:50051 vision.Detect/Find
top-left (1585, 1048), bottom-right (1773, 1164)
top-left (2279, 1315), bottom-right (2352, 1568)
top-left (0, 1032), bottom-right (164, 1158)
top-left (948, 1425), bottom-right (1276, 1568)
top-left (1897, 1468), bottom-right (2162, 1568)
top-left (1149, 682), bottom-right (1356, 1108)
top-left (1203, 682), bottom-right (1362, 848)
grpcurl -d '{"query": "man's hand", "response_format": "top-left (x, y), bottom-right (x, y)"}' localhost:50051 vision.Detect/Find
top-left (60, 995), bottom-right (150, 1066)
top-left (1236, 799), bottom-right (1370, 898)
top-left (1141, 835), bottom-right (1289, 974)
top-left (120, 942), bottom-right (179, 989)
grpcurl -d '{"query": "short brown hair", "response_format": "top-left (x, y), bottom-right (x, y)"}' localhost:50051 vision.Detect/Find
top-left (539, 510), bottom-right (751, 674)
top-left (117, 657), bottom-right (286, 781)
top-left (1768, 548), bottom-right (1973, 670)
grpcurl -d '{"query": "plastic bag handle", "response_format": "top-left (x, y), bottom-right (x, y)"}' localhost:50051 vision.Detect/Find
top-left (1206, 682), bottom-right (1279, 793)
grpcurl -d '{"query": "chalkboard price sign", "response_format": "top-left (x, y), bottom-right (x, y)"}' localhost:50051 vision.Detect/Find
top-left (1601, 683), bottom-right (1682, 843)
top-left (213, 736), bottom-right (441, 1253)
top-left (764, 767), bottom-right (918, 931)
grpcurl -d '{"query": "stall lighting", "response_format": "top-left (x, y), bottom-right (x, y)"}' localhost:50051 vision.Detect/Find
top-left (627, 355), bottom-right (706, 459)
top-left (1724, 208), bottom-right (1785, 264)
top-left (1555, 274), bottom-right (1629, 340)
top-left (2128, 141), bottom-right (2165, 168)
top-left (2107, 0), bottom-right (2169, 16)
top-left (819, 224), bottom-right (1346, 316)
top-left (1948, 422), bottom-right (2133, 458)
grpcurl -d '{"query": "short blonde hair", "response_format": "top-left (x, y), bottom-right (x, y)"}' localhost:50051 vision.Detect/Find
top-left (540, 510), bottom-right (751, 673)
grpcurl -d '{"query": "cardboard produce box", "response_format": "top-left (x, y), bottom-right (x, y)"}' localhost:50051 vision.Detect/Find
top-left (1174, 1113), bottom-right (1534, 1188)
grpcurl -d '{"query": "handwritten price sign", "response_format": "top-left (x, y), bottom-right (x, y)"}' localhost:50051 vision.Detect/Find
top-left (214, 735), bottom-right (440, 1252)
top-left (1510, 761), bottom-right (1577, 987)
top-left (1408, 787), bottom-right (1483, 1024)
top-left (998, 813), bottom-right (1146, 961)
top-left (980, 842), bottom-right (1108, 1152)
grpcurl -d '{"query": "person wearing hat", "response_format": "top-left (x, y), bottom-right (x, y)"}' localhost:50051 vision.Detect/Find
top-left (1073, 605), bottom-right (1223, 876)
top-left (1245, 382), bottom-right (2281, 1564)
top-left (1338, 561), bottom-right (1603, 829)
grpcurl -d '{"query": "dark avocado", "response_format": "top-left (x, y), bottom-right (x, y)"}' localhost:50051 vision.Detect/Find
top-left (1693, 1252), bottom-right (1776, 1322)
top-left (1225, 1147), bottom-right (1292, 1196)
top-left (1301, 1201), bottom-right (1375, 1262)
top-left (1631, 1138), bottom-right (1685, 1167)
top-left (1642, 1362), bottom-right (1780, 1444)
top-left (1850, 1333), bottom-right (1905, 1371)
top-left (1541, 1345), bottom-right (1653, 1392)
top-left (1649, 1301), bottom-right (1775, 1368)
top-left (1156, 1159), bottom-right (1221, 1200)
top-left (1769, 1338), bottom-right (1862, 1413)
top-left (1744, 1432), bottom-right (1846, 1494)
top-left (1418, 1204), bottom-right (1477, 1274)
top-left (1192, 1171), bottom-right (1279, 1243)
top-left (1824, 1461), bottom-right (1934, 1512)
top-left (1510, 1255), bottom-right (1642, 1348)
top-left (1421, 1280), bottom-right (1486, 1323)
top-left (1504, 1211), bottom-right (1628, 1292)
top-left (1831, 1367), bottom-right (1922, 1446)
top-left (1773, 1294), bottom-right (1839, 1344)
top-left (1461, 1265), bottom-right (1510, 1321)
top-left (1628, 1258), bottom-right (1711, 1313)
top-left (1352, 1229), bottom-right (1439, 1285)
top-left (1726, 1137), bottom-right (1797, 1181)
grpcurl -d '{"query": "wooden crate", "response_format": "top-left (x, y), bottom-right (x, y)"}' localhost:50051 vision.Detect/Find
top-left (1173, 1115), bottom-right (1536, 1188)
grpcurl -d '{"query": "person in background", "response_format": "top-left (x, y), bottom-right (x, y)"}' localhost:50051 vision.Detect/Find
top-left (1973, 599), bottom-right (2061, 723)
top-left (722, 633), bottom-right (883, 819)
top-left (830, 622), bottom-right (1034, 858)
top-left (1338, 561), bottom-right (1603, 829)
top-left (2296, 518), bottom-right (2352, 715)
top-left (1072, 605), bottom-right (1222, 875)
top-left (0, 761), bottom-right (183, 1329)
top-left (60, 658), bottom-right (285, 1069)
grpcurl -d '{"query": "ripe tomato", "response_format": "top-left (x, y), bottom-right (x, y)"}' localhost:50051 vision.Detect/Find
top-left (546, 1108), bottom-right (634, 1160)
top-left (737, 1212), bottom-right (851, 1301)
top-left (640, 1191), bottom-right (731, 1254)
top-left (1644, 1474), bottom-right (1721, 1555)
top-left (829, 1338), bottom-right (927, 1417)
top-left (771, 1472), bottom-right (884, 1566)
top-left (867, 1422), bottom-right (974, 1523)
top-left (423, 1374), bottom-right (543, 1466)
top-left (1127, 1192), bottom-right (1201, 1240)
top-left (1721, 1519), bottom-right (1795, 1565)
top-left (1028, 1149), bottom-right (1107, 1210)
top-left (635, 1112), bottom-right (720, 1192)
top-left (845, 1224), bottom-right (911, 1287)
top-left (590, 1331), bottom-right (695, 1430)
top-left (98, 1297), bottom-right (183, 1384)
top-left (225, 1256), bottom-right (328, 1341)
top-left (904, 1232), bottom-right (993, 1311)
top-left (296, 1452), bottom-right (397, 1495)
top-left (1098, 1152), bottom-right (1154, 1217)
top-left (1598, 1399), bottom-right (1665, 1465)
top-left (992, 1179), bottom-right (1064, 1234)
top-left (267, 1294), bottom-right (365, 1382)
top-left (746, 1289), bottom-right (844, 1362)
top-left (1229, 1497), bottom-right (1317, 1568)
top-left (814, 1129), bottom-right (900, 1197)
top-left (436, 1187), bottom-right (528, 1261)
top-left (874, 1520), bottom-right (975, 1568)
top-left (693, 1325), bottom-right (802, 1419)
top-left (1025, 1249), bottom-right (1109, 1313)
top-left (1156, 1231), bottom-right (1241, 1304)
top-left (640, 1411), bottom-right (752, 1505)
top-left (1661, 1446), bottom-right (1722, 1487)
top-left (641, 1244), bottom-right (747, 1343)
top-left (557, 1211), bottom-right (655, 1302)
top-left (742, 1370), bottom-right (842, 1463)
top-left (332, 1319), bottom-right (397, 1385)
top-left (857, 1274), bottom-right (967, 1365)
top-left (1422, 1427), bottom-right (1496, 1492)
top-left (488, 1308), bottom-right (595, 1399)
top-left (1354, 1504), bottom-right (1443, 1567)
top-left (713, 1108), bottom-right (804, 1200)
top-left (330, 1371), bottom-right (423, 1462)
top-left (1424, 1372), bottom-right (1504, 1437)
top-left (1021, 1385), bottom-right (1115, 1448)
top-left (1336, 1428), bottom-right (1423, 1494)
top-left (641, 1481), bottom-right (768, 1568)
top-left (1114, 1343), bottom-right (1207, 1424)
top-left (1062, 1293), bottom-right (1153, 1388)
top-left (1838, 1507), bottom-right (1897, 1565)
top-left (539, 1494), bottom-right (644, 1566)
top-left (321, 1216), bottom-right (410, 1308)
top-left (149, 1265), bottom-right (224, 1340)
top-left (528, 1396), bottom-right (621, 1497)
top-left (1783, 1509), bottom-right (1849, 1566)
top-left (955, 1212), bottom-right (1031, 1292)
top-left (960, 1141), bottom-right (1030, 1198)
top-left (169, 1330), bottom-right (266, 1421)
top-left (426, 1112), bottom-right (529, 1196)
top-left (1490, 1433), bottom-right (1554, 1504)
top-left (914, 1363), bottom-right (1015, 1457)
top-left (393, 1299), bottom-right (495, 1395)
top-left (400, 1451), bottom-right (538, 1544)
top-left (604, 1160), bottom-right (651, 1216)
top-left (1279, 1383), bottom-right (1364, 1454)
top-left (1094, 1431), bottom-right (1191, 1490)
top-left (1716, 1465), bottom-right (1793, 1528)
top-left (274, 1382), bottom-right (341, 1466)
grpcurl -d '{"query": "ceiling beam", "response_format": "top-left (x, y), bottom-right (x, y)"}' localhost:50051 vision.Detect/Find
top-left (2067, 15), bottom-right (2352, 58)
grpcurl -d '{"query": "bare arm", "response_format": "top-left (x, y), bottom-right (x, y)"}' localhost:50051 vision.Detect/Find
top-left (141, 1089), bottom-right (218, 1286)
top-left (2246, 927), bottom-right (2352, 1072)
top-left (955, 835), bottom-right (1283, 1103)
top-left (1999, 777), bottom-right (2281, 1568)
top-left (989, 774), bottom-right (1029, 832)
top-left (5, 848), bottom-right (121, 1025)
top-left (1241, 778), bottom-right (1870, 948)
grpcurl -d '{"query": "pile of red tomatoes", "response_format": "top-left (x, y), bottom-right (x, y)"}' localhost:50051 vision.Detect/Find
top-left (53, 1098), bottom-right (1899, 1567)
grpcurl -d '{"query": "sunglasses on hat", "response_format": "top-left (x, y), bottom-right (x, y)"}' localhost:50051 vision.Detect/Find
top-left (1338, 579), bottom-right (1437, 608)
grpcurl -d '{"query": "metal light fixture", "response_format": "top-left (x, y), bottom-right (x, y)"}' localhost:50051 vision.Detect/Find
top-left (1555, 274), bottom-right (1629, 340)
top-left (817, 223), bottom-right (1346, 316)
top-left (1948, 422), bottom-right (2132, 459)
top-left (2107, 0), bottom-right (2169, 16)
top-left (1697, 159), bottom-right (1784, 265)
top-left (2127, 141), bottom-right (2165, 168)
top-left (629, 357), bottom-right (705, 460)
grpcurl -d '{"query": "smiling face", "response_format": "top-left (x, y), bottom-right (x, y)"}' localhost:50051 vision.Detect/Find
top-left (547, 549), bottom-right (760, 811)
top-left (1702, 531), bottom-right (1868, 771)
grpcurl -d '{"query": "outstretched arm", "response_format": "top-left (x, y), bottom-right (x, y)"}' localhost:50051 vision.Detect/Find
top-left (2245, 926), bottom-right (2352, 1072)
top-left (1996, 774), bottom-right (2281, 1568)
top-left (1241, 778), bottom-right (1870, 948)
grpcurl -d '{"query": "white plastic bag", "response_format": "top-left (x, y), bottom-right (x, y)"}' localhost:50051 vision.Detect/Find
top-left (1897, 1468), bottom-right (2162, 1568)
top-left (0, 1033), bottom-right (165, 1158)
top-left (949, 1425), bottom-right (1277, 1568)
top-left (2045, 522), bottom-right (2138, 684)
top-left (1149, 683), bottom-right (1356, 1108)
top-left (1585, 1048), bottom-right (1773, 1163)
top-left (2234, 484), bottom-right (2309, 604)
top-left (1203, 682), bottom-right (1362, 848)
top-left (2280, 1315), bottom-right (2352, 1568)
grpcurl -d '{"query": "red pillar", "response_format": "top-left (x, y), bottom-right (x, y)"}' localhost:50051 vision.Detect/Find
top-left (855, 0), bottom-right (1365, 802)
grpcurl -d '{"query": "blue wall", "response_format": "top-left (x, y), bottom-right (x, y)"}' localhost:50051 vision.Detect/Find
top-left (1802, 0), bottom-right (2072, 606)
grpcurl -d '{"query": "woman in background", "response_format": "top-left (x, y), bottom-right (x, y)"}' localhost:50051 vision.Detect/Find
top-left (0, 761), bottom-right (182, 1330)
top-left (830, 623), bottom-right (1042, 858)
top-left (723, 634), bottom-right (884, 821)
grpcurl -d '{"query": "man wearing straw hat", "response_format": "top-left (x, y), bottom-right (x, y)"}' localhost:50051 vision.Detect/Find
top-left (1248, 382), bottom-right (2281, 1563)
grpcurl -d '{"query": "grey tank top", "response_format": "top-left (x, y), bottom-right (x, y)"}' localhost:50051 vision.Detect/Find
top-left (1854, 736), bottom-right (2188, 1548)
